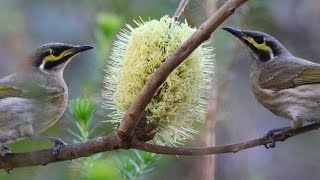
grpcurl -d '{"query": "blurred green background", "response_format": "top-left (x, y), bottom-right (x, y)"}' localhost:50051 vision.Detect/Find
top-left (0, 0), bottom-right (320, 179)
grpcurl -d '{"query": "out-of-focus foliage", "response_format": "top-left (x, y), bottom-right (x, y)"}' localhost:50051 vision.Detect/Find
top-left (97, 13), bottom-right (122, 39)
top-left (84, 159), bottom-right (118, 180)
top-left (68, 98), bottom-right (96, 142)
top-left (95, 13), bottom-right (122, 67)
top-left (116, 150), bottom-right (160, 180)
top-left (67, 98), bottom-right (119, 180)
top-left (68, 98), bottom-right (160, 180)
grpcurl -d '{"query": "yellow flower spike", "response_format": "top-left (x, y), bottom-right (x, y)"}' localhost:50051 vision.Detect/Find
top-left (103, 15), bottom-right (215, 146)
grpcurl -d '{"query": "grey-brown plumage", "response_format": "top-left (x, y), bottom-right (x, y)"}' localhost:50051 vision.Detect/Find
top-left (223, 27), bottom-right (320, 148)
top-left (0, 43), bottom-right (92, 154)
top-left (251, 56), bottom-right (320, 127)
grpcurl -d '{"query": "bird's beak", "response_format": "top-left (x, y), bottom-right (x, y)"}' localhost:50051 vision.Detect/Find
top-left (222, 27), bottom-right (244, 40)
top-left (70, 45), bottom-right (94, 55)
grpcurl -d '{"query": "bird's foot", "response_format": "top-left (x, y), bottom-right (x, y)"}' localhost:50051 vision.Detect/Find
top-left (264, 126), bottom-right (291, 149)
top-left (50, 137), bottom-right (67, 155)
top-left (1, 145), bottom-right (12, 157)
top-left (36, 136), bottom-right (67, 155)
top-left (1, 145), bottom-right (13, 173)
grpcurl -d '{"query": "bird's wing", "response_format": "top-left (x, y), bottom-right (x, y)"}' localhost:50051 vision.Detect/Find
top-left (293, 68), bottom-right (320, 85)
top-left (0, 73), bottom-right (64, 100)
top-left (258, 58), bottom-right (320, 90)
top-left (0, 83), bottom-right (26, 99)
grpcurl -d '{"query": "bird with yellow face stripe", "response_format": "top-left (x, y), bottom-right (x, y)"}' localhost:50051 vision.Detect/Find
top-left (0, 43), bottom-right (93, 156)
top-left (223, 27), bottom-right (320, 148)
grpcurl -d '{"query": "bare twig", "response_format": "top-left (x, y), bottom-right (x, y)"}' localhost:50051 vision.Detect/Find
top-left (132, 123), bottom-right (320, 155)
top-left (173, 0), bottom-right (189, 19)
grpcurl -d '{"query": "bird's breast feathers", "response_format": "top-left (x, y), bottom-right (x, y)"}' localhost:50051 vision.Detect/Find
top-left (0, 72), bottom-right (68, 142)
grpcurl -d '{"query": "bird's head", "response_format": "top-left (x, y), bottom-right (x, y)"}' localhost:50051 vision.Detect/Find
top-left (223, 27), bottom-right (291, 67)
top-left (31, 43), bottom-right (93, 73)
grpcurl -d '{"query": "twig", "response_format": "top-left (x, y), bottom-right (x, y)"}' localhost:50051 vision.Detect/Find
top-left (132, 123), bottom-right (320, 155)
top-left (173, 0), bottom-right (189, 19)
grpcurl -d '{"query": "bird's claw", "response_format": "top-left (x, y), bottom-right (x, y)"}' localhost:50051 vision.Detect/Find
top-left (1, 145), bottom-right (13, 173)
top-left (34, 136), bottom-right (67, 156)
top-left (49, 137), bottom-right (67, 156)
top-left (263, 126), bottom-right (291, 149)
top-left (1, 145), bottom-right (12, 157)
top-left (264, 133), bottom-right (276, 149)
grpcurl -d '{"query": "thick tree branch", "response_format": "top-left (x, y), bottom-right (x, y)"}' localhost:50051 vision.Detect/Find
top-left (117, 0), bottom-right (248, 144)
top-left (132, 123), bottom-right (320, 155)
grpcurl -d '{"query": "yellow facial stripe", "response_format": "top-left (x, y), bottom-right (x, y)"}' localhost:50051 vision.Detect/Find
top-left (244, 36), bottom-right (272, 52)
top-left (43, 49), bottom-right (72, 63)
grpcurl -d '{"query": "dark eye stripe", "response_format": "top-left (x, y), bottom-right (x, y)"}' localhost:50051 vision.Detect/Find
top-left (44, 57), bottom-right (69, 69)
top-left (43, 51), bottom-right (51, 57)
top-left (51, 48), bottom-right (65, 57)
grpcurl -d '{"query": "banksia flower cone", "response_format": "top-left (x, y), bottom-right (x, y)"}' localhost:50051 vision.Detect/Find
top-left (103, 16), bottom-right (215, 145)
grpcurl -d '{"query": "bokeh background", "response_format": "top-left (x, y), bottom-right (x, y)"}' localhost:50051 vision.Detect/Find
top-left (0, 0), bottom-right (319, 179)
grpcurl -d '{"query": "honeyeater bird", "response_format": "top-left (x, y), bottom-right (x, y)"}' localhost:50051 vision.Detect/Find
top-left (223, 27), bottom-right (320, 148)
top-left (0, 43), bottom-right (93, 155)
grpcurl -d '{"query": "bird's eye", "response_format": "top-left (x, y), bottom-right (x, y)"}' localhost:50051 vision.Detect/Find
top-left (255, 37), bottom-right (264, 44)
top-left (51, 49), bottom-right (59, 57)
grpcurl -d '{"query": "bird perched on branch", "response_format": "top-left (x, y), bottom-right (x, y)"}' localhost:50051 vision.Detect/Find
top-left (223, 27), bottom-right (320, 148)
top-left (0, 43), bottom-right (93, 155)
